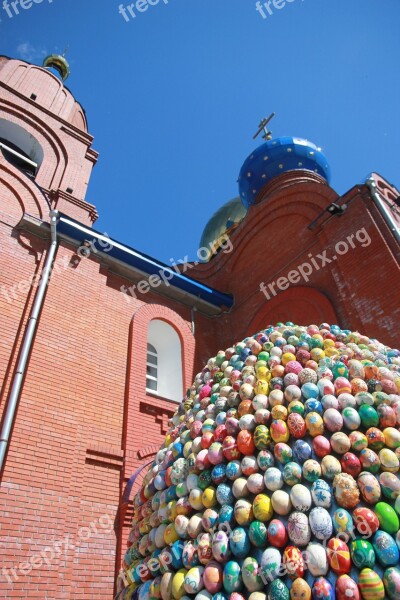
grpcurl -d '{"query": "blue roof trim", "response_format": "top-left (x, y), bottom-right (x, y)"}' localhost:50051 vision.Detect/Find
top-left (57, 214), bottom-right (234, 309)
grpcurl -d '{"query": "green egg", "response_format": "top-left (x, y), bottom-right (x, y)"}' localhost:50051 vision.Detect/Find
top-left (375, 502), bottom-right (400, 534)
top-left (248, 521), bottom-right (268, 547)
top-left (268, 579), bottom-right (290, 600)
top-left (350, 538), bottom-right (376, 569)
top-left (359, 404), bottom-right (379, 428)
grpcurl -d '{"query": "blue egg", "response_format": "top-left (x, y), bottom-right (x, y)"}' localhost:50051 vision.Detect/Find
top-left (216, 483), bottom-right (234, 505)
top-left (219, 504), bottom-right (234, 526)
top-left (170, 540), bottom-right (184, 569)
top-left (226, 460), bottom-right (241, 481)
top-left (212, 464), bottom-right (227, 485)
top-left (212, 595), bottom-right (228, 600)
top-left (293, 439), bottom-right (312, 463)
top-left (230, 527), bottom-right (250, 558)
top-left (172, 441), bottom-right (183, 458)
top-left (373, 530), bottom-right (400, 567)
top-left (304, 398), bottom-right (323, 415)
top-left (215, 412), bottom-right (227, 426)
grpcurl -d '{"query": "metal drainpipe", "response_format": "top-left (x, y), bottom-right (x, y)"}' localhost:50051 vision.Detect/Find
top-left (365, 176), bottom-right (400, 245)
top-left (0, 210), bottom-right (59, 473)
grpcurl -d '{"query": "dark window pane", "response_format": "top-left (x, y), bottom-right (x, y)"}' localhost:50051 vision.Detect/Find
top-left (147, 365), bottom-right (157, 378)
top-left (146, 378), bottom-right (157, 391)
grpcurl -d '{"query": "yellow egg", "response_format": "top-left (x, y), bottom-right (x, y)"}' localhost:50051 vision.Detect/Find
top-left (166, 500), bottom-right (177, 521)
top-left (253, 493), bottom-right (273, 522)
top-left (172, 569), bottom-right (187, 599)
top-left (202, 486), bottom-right (217, 508)
top-left (282, 352), bottom-right (296, 366)
top-left (164, 523), bottom-right (179, 545)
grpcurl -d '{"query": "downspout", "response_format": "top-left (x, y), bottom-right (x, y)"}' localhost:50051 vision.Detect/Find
top-left (365, 176), bottom-right (400, 245)
top-left (0, 210), bottom-right (59, 473)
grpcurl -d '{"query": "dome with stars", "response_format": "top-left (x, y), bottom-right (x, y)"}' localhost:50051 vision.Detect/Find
top-left (238, 136), bottom-right (331, 209)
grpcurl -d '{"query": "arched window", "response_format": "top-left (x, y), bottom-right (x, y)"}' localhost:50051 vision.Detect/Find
top-left (146, 343), bottom-right (158, 392)
top-left (146, 320), bottom-right (183, 402)
top-left (0, 119), bottom-right (44, 177)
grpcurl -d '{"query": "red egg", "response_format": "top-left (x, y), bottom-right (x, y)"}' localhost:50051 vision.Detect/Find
top-left (287, 413), bottom-right (307, 439)
top-left (313, 435), bottom-right (331, 458)
top-left (213, 425), bottom-right (227, 443)
top-left (201, 431), bottom-right (214, 449)
top-left (222, 436), bottom-right (241, 461)
top-left (267, 519), bottom-right (288, 548)
top-left (335, 377), bottom-right (352, 395)
top-left (341, 452), bottom-right (362, 478)
top-left (377, 404), bottom-right (397, 428)
top-left (237, 430), bottom-right (256, 456)
top-left (335, 575), bottom-right (360, 600)
top-left (352, 507), bottom-right (380, 537)
top-left (282, 545), bottom-right (305, 579)
top-left (327, 538), bottom-right (351, 574)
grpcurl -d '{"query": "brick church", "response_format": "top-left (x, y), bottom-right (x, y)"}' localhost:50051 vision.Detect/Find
top-left (0, 54), bottom-right (399, 598)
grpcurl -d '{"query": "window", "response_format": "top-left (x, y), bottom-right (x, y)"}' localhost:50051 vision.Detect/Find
top-left (146, 343), bottom-right (158, 392)
top-left (0, 119), bottom-right (44, 177)
top-left (146, 320), bottom-right (183, 402)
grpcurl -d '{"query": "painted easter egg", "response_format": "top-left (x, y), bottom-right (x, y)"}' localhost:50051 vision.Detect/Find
top-left (353, 507), bottom-right (380, 537)
top-left (350, 539), bottom-right (376, 569)
top-left (267, 579), bottom-right (290, 600)
top-left (283, 461), bottom-right (302, 486)
top-left (379, 472), bottom-right (400, 501)
top-left (267, 519), bottom-right (288, 548)
top-left (271, 490), bottom-right (292, 516)
top-left (342, 406), bottom-right (361, 431)
top-left (290, 578), bottom-right (311, 600)
top-left (234, 499), bottom-right (253, 526)
top-left (382, 566), bottom-right (400, 600)
top-left (330, 432), bottom-right (351, 455)
top-left (305, 412), bottom-right (324, 437)
top-left (335, 575), bottom-right (360, 600)
top-left (249, 520), bottom-right (268, 547)
top-left (223, 560), bottom-right (241, 593)
top-left (282, 546), bottom-right (305, 579)
top-left (379, 448), bottom-right (399, 473)
top-left (302, 459), bottom-right (322, 483)
top-left (260, 547), bottom-right (282, 582)
top-left (274, 443), bottom-right (293, 464)
top-left (326, 538), bottom-right (351, 574)
top-left (321, 455), bottom-right (341, 480)
top-left (373, 530), bottom-right (400, 567)
top-left (309, 507), bottom-right (333, 540)
top-left (184, 566), bottom-right (204, 594)
top-left (212, 531), bottom-right (230, 563)
top-left (242, 556), bottom-right (263, 593)
top-left (341, 452), bottom-right (362, 478)
top-left (293, 440), bottom-right (312, 463)
top-left (264, 467), bottom-right (284, 492)
top-left (230, 527), bottom-right (250, 559)
top-left (311, 577), bottom-right (334, 600)
top-left (358, 471), bottom-right (382, 504)
top-left (358, 568), bottom-right (385, 599)
top-left (288, 512), bottom-right (311, 546)
top-left (333, 472), bottom-right (360, 509)
top-left (203, 561), bottom-right (223, 594)
top-left (332, 508), bottom-right (354, 538)
top-left (311, 479), bottom-right (332, 508)
top-left (253, 494), bottom-right (273, 522)
top-left (312, 435), bottom-right (331, 458)
top-left (349, 431), bottom-right (368, 452)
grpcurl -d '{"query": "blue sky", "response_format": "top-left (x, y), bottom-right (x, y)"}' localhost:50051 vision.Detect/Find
top-left (1, 0), bottom-right (399, 262)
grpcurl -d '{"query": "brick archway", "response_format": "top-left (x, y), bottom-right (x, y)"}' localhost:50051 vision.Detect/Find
top-left (247, 286), bottom-right (339, 334)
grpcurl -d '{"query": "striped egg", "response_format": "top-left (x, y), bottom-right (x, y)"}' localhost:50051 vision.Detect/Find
top-left (358, 568), bottom-right (385, 600)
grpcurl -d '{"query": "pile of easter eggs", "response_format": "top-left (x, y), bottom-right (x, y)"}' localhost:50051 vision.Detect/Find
top-left (117, 323), bottom-right (400, 600)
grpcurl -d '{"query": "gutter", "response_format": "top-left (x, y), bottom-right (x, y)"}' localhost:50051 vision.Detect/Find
top-left (365, 176), bottom-right (400, 245)
top-left (0, 210), bottom-right (59, 474)
top-left (19, 212), bottom-right (234, 315)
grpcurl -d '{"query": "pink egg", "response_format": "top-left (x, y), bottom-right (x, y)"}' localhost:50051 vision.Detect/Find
top-left (203, 561), bottom-right (223, 593)
top-left (313, 435), bottom-right (331, 458)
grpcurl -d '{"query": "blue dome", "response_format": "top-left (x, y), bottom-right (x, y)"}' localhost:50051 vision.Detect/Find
top-left (238, 136), bottom-right (331, 209)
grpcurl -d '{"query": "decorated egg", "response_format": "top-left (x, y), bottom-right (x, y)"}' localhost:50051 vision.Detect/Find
top-left (341, 452), bottom-right (362, 478)
top-left (172, 569), bottom-right (187, 598)
top-left (283, 461), bottom-right (302, 486)
top-left (254, 425), bottom-right (271, 449)
top-left (282, 545), bottom-right (305, 579)
top-left (293, 440), bottom-right (312, 463)
top-left (302, 459), bottom-right (322, 483)
top-left (359, 405), bottom-right (379, 428)
top-left (349, 431), bottom-right (368, 452)
top-left (226, 460), bottom-right (242, 481)
top-left (234, 499), bottom-right (253, 526)
top-left (366, 427), bottom-right (386, 451)
top-left (257, 450), bottom-right (274, 471)
top-left (379, 448), bottom-right (399, 473)
top-left (267, 519), bottom-right (288, 548)
top-left (335, 575), bottom-right (360, 600)
top-left (379, 472), bottom-right (400, 500)
top-left (323, 408), bottom-right (343, 432)
top-left (384, 427), bottom-right (400, 449)
top-left (342, 406), bottom-right (361, 431)
top-left (350, 539), bottom-right (376, 569)
top-left (242, 556), bottom-right (263, 592)
top-left (332, 508), bottom-right (354, 538)
top-left (326, 538), bottom-right (351, 574)
top-left (274, 443), bottom-right (293, 464)
top-left (223, 561), bottom-right (241, 593)
top-left (264, 467), bottom-right (284, 492)
top-left (358, 568), bottom-right (385, 600)
top-left (357, 471), bottom-right (382, 504)
top-left (268, 579), bottom-right (290, 600)
top-left (321, 455), bottom-right (341, 480)
top-left (309, 507), bottom-right (332, 540)
top-left (311, 479), bottom-right (332, 508)
top-left (333, 473), bottom-right (360, 509)
top-left (353, 507), bottom-right (380, 537)
top-left (249, 520), bottom-right (268, 547)
top-left (212, 531), bottom-right (230, 563)
top-left (305, 412), bottom-right (324, 437)
top-left (288, 413), bottom-right (307, 439)
top-left (382, 566), bottom-right (400, 600)
top-left (290, 578), bottom-right (311, 600)
top-left (311, 577), bottom-right (334, 600)
top-left (373, 530), bottom-right (400, 567)
top-left (260, 547), bottom-right (282, 582)
top-left (203, 561), bottom-right (223, 594)
top-left (288, 511), bottom-right (311, 546)
top-left (184, 566), bottom-right (204, 594)
top-left (230, 527), bottom-right (250, 558)
top-left (270, 419), bottom-right (289, 443)
top-left (331, 432), bottom-right (351, 455)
